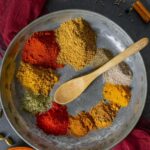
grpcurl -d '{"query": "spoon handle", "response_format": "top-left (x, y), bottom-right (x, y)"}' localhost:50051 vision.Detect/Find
top-left (87, 37), bottom-right (149, 81)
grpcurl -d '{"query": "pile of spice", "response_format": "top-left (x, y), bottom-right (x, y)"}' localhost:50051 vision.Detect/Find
top-left (69, 100), bottom-right (120, 137)
top-left (56, 17), bottom-right (96, 70)
top-left (90, 48), bottom-right (113, 68)
top-left (91, 48), bottom-right (133, 86)
top-left (90, 100), bottom-right (120, 128)
top-left (22, 31), bottom-right (63, 69)
top-left (103, 83), bottom-right (131, 107)
top-left (23, 91), bottom-right (52, 115)
top-left (16, 62), bottom-right (58, 96)
top-left (36, 102), bottom-right (69, 135)
top-left (69, 111), bottom-right (96, 137)
top-left (104, 62), bottom-right (133, 86)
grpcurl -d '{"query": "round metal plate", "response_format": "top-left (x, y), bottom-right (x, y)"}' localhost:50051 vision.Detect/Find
top-left (0, 10), bottom-right (147, 150)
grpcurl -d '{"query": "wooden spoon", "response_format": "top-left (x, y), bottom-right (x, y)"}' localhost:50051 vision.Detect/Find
top-left (54, 37), bottom-right (149, 104)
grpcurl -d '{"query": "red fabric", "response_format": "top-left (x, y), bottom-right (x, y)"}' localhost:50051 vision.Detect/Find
top-left (0, 0), bottom-right (46, 46)
top-left (113, 119), bottom-right (150, 150)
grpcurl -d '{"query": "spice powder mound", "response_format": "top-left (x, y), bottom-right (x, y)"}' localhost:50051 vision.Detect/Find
top-left (55, 17), bottom-right (96, 70)
top-left (104, 62), bottom-right (133, 86)
top-left (90, 48), bottom-right (113, 68)
top-left (103, 83), bottom-right (131, 107)
top-left (69, 111), bottom-right (96, 137)
top-left (69, 114), bottom-right (88, 137)
top-left (90, 100), bottom-right (120, 128)
top-left (23, 91), bottom-right (52, 115)
top-left (16, 62), bottom-right (58, 96)
top-left (36, 102), bottom-right (69, 135)
top-left (90, 48), bottom-right (133, 86)
top-left (22, 31), bottom-right (63, 69)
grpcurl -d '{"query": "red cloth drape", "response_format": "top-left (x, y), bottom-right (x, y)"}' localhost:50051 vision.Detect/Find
top-left (0, 0), bottom-right (46, 46)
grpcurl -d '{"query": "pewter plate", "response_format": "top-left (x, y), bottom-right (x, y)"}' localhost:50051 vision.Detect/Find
top-left (0, 10), bottom-right (147, 150)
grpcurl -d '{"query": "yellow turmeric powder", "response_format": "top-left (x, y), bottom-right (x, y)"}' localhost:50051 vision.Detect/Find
top-left (16, 62), bottom-right (58, 96)
top-left (103, 83), bottom-right (131, 107)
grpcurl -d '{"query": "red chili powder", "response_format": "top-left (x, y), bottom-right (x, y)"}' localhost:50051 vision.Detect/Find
top-left (22, 31), bottom-right (63, 69)
top-left (36, 102), bottom-right (69, 135)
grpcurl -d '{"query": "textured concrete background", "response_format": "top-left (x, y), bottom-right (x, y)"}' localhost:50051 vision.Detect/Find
top-left (0, 0), bottom-right (150, 149)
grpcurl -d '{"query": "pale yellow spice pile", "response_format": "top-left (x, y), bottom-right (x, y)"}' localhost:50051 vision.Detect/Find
top-left (55, 17), bottom-right (96, 70)
top-left (16, 62), bottom-right (58, 96)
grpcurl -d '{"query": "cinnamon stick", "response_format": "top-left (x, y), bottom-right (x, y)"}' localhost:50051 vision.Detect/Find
top-left (133, 0), bottom-right (150, 23)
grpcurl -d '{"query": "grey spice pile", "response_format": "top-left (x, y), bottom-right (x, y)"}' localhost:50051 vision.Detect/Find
top-left (90, 48), bottom-right (132, 86)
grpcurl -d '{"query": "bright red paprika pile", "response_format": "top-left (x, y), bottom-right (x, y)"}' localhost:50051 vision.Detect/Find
top-left (36, 102), bottom-right (69, 135)
top-left (22, 31), bottom-right (63, 69)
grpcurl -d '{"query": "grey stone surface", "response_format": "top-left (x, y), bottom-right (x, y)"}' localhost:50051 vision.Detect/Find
top-left (0, 0), bottom-right (150, 149)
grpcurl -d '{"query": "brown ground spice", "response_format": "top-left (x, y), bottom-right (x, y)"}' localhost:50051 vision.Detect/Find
top-left (69, 115), bottom-right (88, 137)
top-left (79, 111), bottom-right (96, 131)
top-left (90, 100), bottom-right (120, 128)
top-left (69, 100), bottom-right (120, 137)
top-left (68, 111), bottom-right (95, 137)
top-left (55, 18), bottom-right (96, 70)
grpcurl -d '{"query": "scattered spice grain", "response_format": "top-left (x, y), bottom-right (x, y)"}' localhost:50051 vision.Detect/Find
top-left (16, 62), bottom-right (58, 96)
top-left (56, 18), bottom-right (96, 70)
